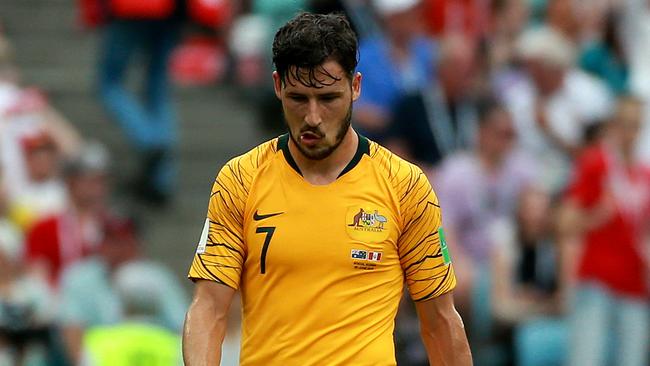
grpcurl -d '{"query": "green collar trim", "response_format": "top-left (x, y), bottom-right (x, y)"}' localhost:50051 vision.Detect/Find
top-left (276, 133), bottom-right (370, 178)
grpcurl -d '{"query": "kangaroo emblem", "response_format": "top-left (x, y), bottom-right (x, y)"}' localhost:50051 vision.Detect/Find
top-left (349, 208), bottom-right (365, 227)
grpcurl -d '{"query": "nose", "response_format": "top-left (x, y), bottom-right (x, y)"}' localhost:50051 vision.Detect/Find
top-left (304, 99), bottom-right (322, 126)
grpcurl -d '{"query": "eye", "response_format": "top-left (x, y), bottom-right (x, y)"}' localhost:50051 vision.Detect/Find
top-left (320, 95), bottom-right (339, 102)
top-left (288, 95), bottom-right (307, 102)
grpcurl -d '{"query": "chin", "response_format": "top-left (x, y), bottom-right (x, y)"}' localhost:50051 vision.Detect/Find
top-left (300, 147), bottom-right (332, 161)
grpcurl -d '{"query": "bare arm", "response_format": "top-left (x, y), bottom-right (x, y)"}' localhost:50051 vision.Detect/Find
top-left (183, 280), bottom-right (236, 366)
top-left (415, 291), bottom-right (472, 366)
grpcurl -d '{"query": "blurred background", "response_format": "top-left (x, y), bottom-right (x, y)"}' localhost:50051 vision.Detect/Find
top-left (0, 0), bottom-right (648, 365)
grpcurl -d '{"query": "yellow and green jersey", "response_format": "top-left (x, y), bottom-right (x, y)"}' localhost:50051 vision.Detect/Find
top-left (188, 133), bottom-right (456, 365)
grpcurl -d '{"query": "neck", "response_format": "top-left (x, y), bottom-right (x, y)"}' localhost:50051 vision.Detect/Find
top-left (288, 128), bottom-right (358, 185)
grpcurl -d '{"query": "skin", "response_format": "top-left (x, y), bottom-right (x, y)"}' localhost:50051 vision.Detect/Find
top-left (273, 59), bottom-right (362, 185)
top-left (183, 60), bottom-right (472, 366)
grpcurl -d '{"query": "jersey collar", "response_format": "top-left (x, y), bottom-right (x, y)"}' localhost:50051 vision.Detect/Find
top-left (277, 132), bottom-right (370, 178)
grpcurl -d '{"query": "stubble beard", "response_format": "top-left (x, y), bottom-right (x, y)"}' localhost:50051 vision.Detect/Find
top-left (287, 102), bottom-right (353, 161)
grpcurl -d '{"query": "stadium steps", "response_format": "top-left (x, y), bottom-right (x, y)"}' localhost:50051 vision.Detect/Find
top-left (0, 0), bottom-right (271, 281)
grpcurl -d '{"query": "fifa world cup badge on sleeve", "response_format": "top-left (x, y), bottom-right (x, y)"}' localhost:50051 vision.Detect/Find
top-left (438, 227), bottom-right (452, 265)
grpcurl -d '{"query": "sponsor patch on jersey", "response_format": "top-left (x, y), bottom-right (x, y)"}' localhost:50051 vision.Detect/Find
top-left (345, 206), bottom-right (391, 242)
top-left (196, 218), bottom-right (210, 254)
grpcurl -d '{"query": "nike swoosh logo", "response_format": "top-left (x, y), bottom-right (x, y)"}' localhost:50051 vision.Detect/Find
top-left (253, 210), bottom-right (284, 221)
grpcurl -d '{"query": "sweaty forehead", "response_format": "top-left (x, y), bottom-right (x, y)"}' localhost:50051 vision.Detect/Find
top-left (283, 60), bottom-right (349, 89)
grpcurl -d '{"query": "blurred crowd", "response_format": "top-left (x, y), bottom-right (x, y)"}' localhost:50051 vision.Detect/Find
top-left (0, 17), bottom-right (189, 366)
top-left (233, 0), bottom-right (648, 365)
top-left (229, 0), bottom-right (650, 366)
top-left (1, 0), bottom-right (650, 365)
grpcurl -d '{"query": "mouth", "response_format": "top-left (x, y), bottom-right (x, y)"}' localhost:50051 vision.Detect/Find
top-left (299, 131), bottom-right (323, 146)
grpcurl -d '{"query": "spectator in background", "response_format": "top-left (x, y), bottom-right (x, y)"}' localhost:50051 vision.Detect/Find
top-left (353, 0), bottom-right (435, 142)
top-left (9, 131), bottom-right (67, 231)
top-left (25, 142), bottom-right (110, 285)
top-left (488, 0), bottom-right (531, 72)
top-left (0, 86), bottom-right (82, 230)
top-left (579, 10), bottom-right (629, 95)
top-left (497, 26), bottom-right (613, 192)
top-left (545, 0), bottom-right (580, 41)
top-left (98, 0), bottom-right (186, 205)
top-left (490, 187), bottom-right (567, 366)
top-left (422, 0), bottom-right (491, 42)
top-left (59, 216), bottom-right (187, 364)
top-left (386, 33), bottom-right (480, 173)
top-left (0, 49), bottom-right (81, 208)
top-left (435, 99), bottom-right (536, 361)
top-left (81, 262), bottom-right (182, 366)
top-left (0, 169), bottom-right (59, 365)
top-left (560, 95), bottom-right (649, 366)
top-left (619, 0), bottom-right (650, 101)
top-left (618, 0), bottom-right (650, 164)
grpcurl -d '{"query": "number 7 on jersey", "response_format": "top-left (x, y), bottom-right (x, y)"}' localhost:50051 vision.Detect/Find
top-left (255, 226), bottom-right (275, 274)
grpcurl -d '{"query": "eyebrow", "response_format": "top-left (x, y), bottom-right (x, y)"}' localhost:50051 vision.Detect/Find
top-left (286, 90), bottom-right (345, 97)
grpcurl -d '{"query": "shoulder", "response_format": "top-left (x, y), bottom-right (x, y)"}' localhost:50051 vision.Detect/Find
top-left (214, 137), bottom-right (281, 189)
top-left (368, 140), bottom-right (432, 193)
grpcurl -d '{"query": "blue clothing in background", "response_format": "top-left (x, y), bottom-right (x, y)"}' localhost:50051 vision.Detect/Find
top-left (355, 36), bottom-right (436, 140)
top-left (579, 41), bottom-right (629, 95)
top-left (98, 19), bottom-right (181, 197)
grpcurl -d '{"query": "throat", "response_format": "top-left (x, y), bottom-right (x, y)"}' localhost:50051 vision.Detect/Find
top-left (284, 129), bottom-right (364, 185)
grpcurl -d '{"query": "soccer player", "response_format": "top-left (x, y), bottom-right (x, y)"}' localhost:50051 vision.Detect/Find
top-left (183, 12), bottom-right (472, 365)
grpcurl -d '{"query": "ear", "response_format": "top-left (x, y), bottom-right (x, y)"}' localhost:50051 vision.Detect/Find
top-left (351, 72), bottom-right (362, 102)
top-left (272, 71), bottom-right (283, 100)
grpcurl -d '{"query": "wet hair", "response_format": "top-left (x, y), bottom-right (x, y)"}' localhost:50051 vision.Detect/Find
top-left (272, 12), bottom-right (358, 88)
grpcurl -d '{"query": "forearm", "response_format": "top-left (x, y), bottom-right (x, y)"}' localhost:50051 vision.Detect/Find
top-left (182, 298), bottom-right (228, 365)
top-left (418, 299), bottom-right (472, 366)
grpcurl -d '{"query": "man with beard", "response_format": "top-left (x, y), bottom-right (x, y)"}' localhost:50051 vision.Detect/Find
top-left (182, 13), bottom-right (471, 366)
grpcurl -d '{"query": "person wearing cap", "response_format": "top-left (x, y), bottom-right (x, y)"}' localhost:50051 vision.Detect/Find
top-left (24, 142), bottom-right (111, 285)
top-left (496, 26), bottom-right (614, 193)
top-left (353, 0), bottom-right (437, 143)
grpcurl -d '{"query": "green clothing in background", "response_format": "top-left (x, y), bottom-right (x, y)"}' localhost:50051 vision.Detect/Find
top-left (84, 323), bottom-right (181, 366)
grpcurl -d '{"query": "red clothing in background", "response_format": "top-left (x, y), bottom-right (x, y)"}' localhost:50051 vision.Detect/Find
top-left (423, 0), bottom-right (491, 39)
top-left (26, 211), bottom-right (101, 285)
top-left (567, 144), bottom-right (650, 298)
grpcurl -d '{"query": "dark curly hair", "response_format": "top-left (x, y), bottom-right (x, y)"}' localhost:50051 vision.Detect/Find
top-left (272, 12), bottom-right (358, 88)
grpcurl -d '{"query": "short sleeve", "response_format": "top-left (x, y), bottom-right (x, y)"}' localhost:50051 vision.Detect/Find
top-left (188, 161), bottom-right (247, 290)
top-left (398, 168), bottom-right (456, 302)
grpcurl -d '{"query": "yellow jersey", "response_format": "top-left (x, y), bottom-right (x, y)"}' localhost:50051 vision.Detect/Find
top-left (188, 134), bottom-right (456, 365)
